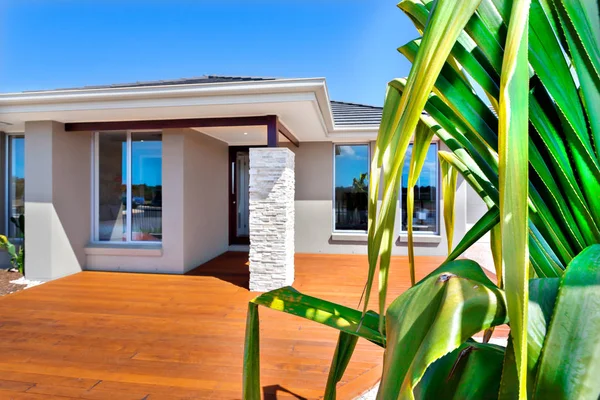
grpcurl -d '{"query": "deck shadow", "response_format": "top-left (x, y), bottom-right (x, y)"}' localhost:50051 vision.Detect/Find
top-left (185, 251), bottom-right (250, 290)
top-left (263, 385), bottom-right (308, 400)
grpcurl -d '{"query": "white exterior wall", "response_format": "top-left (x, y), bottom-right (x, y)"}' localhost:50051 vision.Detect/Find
top-left (463, 184), bottom-right (495, 271)
top-left (24, 121), bottom-right (91, 280)
top-left (182, 129), bottom-right (229, 272)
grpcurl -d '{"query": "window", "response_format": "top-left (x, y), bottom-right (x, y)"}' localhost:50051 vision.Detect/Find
top-left (7, 136), bottom-right (24, 238)
top-left (401, 142), bottom-right (439, 234)
top-left (95, 131), bottom-right (162, 243)
top-left (334, 144), bottom-right (369, 231)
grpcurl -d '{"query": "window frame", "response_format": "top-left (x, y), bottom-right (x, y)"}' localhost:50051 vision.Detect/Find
top-left (399, 141), bottom-right (441, 235)
top-left (5, 133), bottom-right (25, 240)
top-left (332, 142), bottom-right (371, 234)
top-left (91, 130), bottom-right (163, 245)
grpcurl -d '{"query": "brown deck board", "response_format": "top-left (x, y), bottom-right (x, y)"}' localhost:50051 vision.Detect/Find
top-left (0, 252), bottom-right (505, 399)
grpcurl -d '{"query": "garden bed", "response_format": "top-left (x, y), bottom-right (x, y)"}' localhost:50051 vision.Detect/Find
top-left (0, 269), bottom-right (24, 296)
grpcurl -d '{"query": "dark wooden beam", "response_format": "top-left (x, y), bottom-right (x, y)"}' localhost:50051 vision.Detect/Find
top-left (277, 120), bottom-right (300, 148)
top-left (266, 115), bottom-right (279, 147)
top-left (64, 115), bottom-right (275, 132)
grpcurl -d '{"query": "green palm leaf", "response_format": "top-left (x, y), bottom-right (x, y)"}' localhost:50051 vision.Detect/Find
top-left (439, 155), bottom-right (458, 254)
top-left (497, 0), bottom-right (530, 396)
top-left (377, 260), bottom-right (507, 399)
top-left (415, 341), bottom-right (505, 400)
top-left (406, 122), bottom-right (436, 285)
top-left (533, 245), bottom-right (600, 399)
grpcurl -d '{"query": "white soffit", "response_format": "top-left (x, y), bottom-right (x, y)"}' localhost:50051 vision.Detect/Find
top-left (194, 126), bottom-right (291, 146)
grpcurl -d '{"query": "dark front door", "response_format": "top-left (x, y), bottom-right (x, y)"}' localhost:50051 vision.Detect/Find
top-left (229, 147), bottom-right (250, 245)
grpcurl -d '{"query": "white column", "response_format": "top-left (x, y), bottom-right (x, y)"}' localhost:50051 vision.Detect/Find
top-left (248, 148), bottom-right (295, 291)
top-left (24, 121), bottom-right (91, 281)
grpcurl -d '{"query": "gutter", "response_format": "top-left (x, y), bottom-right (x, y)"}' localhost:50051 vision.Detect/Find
top-left (0, 78), bottom-right (327, 106)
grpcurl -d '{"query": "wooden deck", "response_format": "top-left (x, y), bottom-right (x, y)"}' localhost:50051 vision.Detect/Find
top-left (0, 252), bottom-right (504, 399)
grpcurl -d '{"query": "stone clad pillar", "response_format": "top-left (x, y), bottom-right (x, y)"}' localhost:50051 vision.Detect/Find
top-left (248, 148), bottom-right (295, 291)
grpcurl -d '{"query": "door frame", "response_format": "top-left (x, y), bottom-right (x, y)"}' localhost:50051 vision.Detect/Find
top-left (228, 146), bottom-right (265, 245)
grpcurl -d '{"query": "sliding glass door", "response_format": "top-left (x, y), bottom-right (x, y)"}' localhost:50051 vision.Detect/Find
top-left (95, 131), bottom-right (162, 243)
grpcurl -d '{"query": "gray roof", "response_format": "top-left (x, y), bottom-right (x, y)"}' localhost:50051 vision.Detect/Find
top-left (330, 100), bottom-right (382, 127)
top-left (27, 75), bottom-right (383, 127)
top-left (43, 75), bottom-right (277, 91)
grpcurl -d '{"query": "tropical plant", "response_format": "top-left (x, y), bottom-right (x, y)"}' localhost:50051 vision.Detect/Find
top-left (0, 236), bottom-right (23, 275)
top-left (352, 172), bottom-right (368, 193)
top-left (243, 0), bottom-right (600, 398)
top-left (11, 214), bottom-right (25, 274)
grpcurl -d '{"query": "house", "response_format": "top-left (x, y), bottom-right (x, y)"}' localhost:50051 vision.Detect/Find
top-left (0, 76), bottom-right (487, 289)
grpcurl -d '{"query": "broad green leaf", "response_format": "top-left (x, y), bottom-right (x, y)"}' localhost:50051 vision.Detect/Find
top-left (533, 245), bottom-right (600, 399)
top-left (251, 286), bottom-right (384, 346)
top-left (498, 338), bottom-right (519, 399)
top-left (527, 277), bottom-right (560, 396)
top-left (437, 150), bottom-right (495, 209)
top-left (364, 82), bottom-right (402, 318)
top-left (242, 303), bottom-right (260, 400)
top-left (389, 78), bottom-right (500, 189)
top-left (528, 0), bottom-right (589, 149)
top-left (556, 0), bottom-right (600, 79)
top-left (529, 221), bottom-right (565, 278)
top-left (366, 82), bottom-right (405, 334)
top-left (553, 1), bottom-right (600, 158)
top-left (400, 0), bottom-right (501, 106)
top-left (415, 341), bottom-right (505, 400)
top-left (323, 332), bottom-right (359, 400)
top-left (528, 0), bottom-right (600, 225)
top-left (407, 121), bottom-right (436, 285)
top-left (376, 143), bottom-right (403, 334)
top-left (399, 39), bottom-right (499, 153)
top-left (529, 88), bottom-right (600, 245)
top-left (529, 145), bottom-right (583, 256)
top-left (490, 220), bottom-right (502, 289)
top-left (367, 0), bottom-right (483, 326)
top-left (446, 206), bottom-right (500, 264)
top-left (439, 155), bottom-right (458, 254)
top-left (243, 288), bottom-right (385, 399)
top-left (498, 0), bottom-right (530, 396)
top-left (377, 260), bottom-right (507, 399)
top-left (527, 180), bottom-right (575, 265)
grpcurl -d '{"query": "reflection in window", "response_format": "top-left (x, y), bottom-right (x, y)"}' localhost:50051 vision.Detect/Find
top-left (334, 144), bottom-right (369, 231)
top-left (97, 132), bottom-right (127, 241)
top-left (131, 133), bottom-right (162, 242)
top-left (96, 131), bottom-right (162, 242)
top-left (8, 136), bottom-right (24, 238)
top-left (401, 143), bottom-right (439, 234)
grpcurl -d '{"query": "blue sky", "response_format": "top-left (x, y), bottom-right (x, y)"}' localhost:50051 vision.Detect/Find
top-left (335, 145), bottom-right (369, 188)
top-left (0, 0), bottom-right (417, 106)
top-left (401, 143), bottom-right (438, 187)
top-left (11, 137), bottom-right (24, 178)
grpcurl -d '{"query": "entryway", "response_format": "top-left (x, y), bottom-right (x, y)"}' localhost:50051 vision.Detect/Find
top-left (229, 146), bottom-right (251, 245)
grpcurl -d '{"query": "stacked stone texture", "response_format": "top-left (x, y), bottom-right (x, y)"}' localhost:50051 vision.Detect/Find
top-left (248, 148), bottom-right (295, 292)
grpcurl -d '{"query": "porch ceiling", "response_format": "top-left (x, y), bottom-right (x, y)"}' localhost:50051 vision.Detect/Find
top-left (194, 125), bottom-right (291, 146)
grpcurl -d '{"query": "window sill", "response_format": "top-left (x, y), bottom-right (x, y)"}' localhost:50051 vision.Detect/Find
top-left (85, 243), bottom-right (163, 257)
top-left (398, 234), bottom-right (442, 244)
top-left (330, 232), bottom-right (368, 243)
